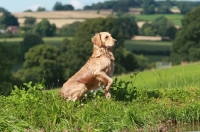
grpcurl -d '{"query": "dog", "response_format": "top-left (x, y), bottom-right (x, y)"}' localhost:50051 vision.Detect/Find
top-left (60, 32), bottom-right (117, 101)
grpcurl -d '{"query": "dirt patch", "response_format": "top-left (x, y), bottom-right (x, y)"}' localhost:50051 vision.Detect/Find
top-left (132, 35), bottom-right (162, 41)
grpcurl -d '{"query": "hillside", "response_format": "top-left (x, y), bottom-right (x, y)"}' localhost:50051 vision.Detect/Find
top-left (0, 10), bottom-right (112, 28)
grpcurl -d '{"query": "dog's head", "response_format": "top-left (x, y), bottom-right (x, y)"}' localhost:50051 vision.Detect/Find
top-left (92, 32), bottom-right (117, 48)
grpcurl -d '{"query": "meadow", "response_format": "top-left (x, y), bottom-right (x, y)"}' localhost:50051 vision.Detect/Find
top-left (1, 62), bottom-right (200, 131)
top-left (134, 14), bottom-right (183, 26)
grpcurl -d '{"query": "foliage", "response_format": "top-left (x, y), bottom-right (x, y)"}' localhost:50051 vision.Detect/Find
top-left (178, 2), bottom-right (194, 14)
top-left (19, 34), bottom-right (44, 61)
top-left (60, 17), bottom-right (139, 77)
top-left (140, 22), bottom-right (156, 36)
top-left (24, 17), bottom-right (36, 26)
top-left (23, 9), bottom-right (33, 12)
top-left (140, 16), bottom-right (177, 39)
top-left (61, 38), bottom-right (71, 52)
top-left (0, 7), bottom-right (8, 12)
top-left (83, 0), bottom-right (140, 11)
top-left (15, 45), bottom-right (64, 88)
top-left (142, 0), bottom-right (156, 14)
top-left (60, 22), bottom-right (82, 37)
top-left (152, 16), bottom-right (175, 37)
top-left (37, 7), bottom-right (46, 12)
top-left (53, 2), bottom-right (74, 11)
top-left (171, 6), bottom-right (200, 64)
top-left (0, 12), bottom-right (19, 28)
top-left (33, 19), bottom-right (56, 37)
top-left (0, 43), bottom-right (18, 95)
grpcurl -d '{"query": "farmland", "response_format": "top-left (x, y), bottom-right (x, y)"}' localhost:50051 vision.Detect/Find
top-left (0, 10), bottom-right (183, 28)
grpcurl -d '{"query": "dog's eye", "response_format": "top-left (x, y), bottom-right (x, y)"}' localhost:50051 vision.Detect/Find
top-left (105, 36), bottom-right (109, 39)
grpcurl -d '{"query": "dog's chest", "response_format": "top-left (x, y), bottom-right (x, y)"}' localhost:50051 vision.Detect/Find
top-left (104, 58), bottom-right (114, 76)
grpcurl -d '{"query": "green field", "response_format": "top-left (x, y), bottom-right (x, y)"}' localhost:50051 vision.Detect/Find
top-left (124, 40), bottom-right (172, 62)
top-left (117, 62), bottom-right (200, 89)
top-left (134, 14), bottom-right (183, 26)
top-left (1, 62), bottom-right (200, 131)
top-left (124, 40), bottom-right (172, 51)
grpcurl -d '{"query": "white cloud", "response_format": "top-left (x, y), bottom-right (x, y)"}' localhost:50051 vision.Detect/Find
top-left (26, 4), bottom-right (42, 11)
top-left (69, 0), bottom-right (84, 9)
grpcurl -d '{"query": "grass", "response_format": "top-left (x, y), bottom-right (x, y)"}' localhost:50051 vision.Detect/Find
top-left (117, 62), bottom-right (200, 90)
top-left (1, 62), bottom-right (200, 131)
top-left (134, 14), bottom-right (183, 26)
top-left (124, 40), bottom-right (172, 51)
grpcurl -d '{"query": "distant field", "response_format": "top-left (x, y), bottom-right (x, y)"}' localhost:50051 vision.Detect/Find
top-left (134, 14), bottom-right (183, 26)
top-left (124, 40), bottom-right (172, 62)
top-left (10, 11), bottom-right (110, 28)
top-left (117, 62), bottom-right (200, 89)
top-left (124, 40), bottom-right (172, 51)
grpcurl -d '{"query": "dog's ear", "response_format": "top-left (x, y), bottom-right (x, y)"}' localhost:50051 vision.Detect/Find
top-left (91, 33), bottom-right (102, 47)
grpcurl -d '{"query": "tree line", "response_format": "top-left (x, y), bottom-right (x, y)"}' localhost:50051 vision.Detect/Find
top-left (0, 0), bottom-right (199, 14)
top-left (83, 0), bottom-right (200, 15)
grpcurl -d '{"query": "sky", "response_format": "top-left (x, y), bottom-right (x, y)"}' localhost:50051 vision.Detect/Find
top-left (1, 0), bottom-right (200, 12)
top-left (0, 0), bottom-right (107, 12)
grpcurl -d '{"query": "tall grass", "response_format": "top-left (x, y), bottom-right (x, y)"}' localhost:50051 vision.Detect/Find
top-left (118, 62), bottom-right (200, 89)
top-left (1, 63), bottom-right (200, 131)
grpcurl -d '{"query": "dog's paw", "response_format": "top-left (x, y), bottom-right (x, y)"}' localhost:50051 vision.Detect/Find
top-left (105, 92), bottom-right (111, 98)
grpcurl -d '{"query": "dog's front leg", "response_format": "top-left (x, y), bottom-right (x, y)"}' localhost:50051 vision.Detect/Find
top-left (95, 72), bottom-right (113, 98)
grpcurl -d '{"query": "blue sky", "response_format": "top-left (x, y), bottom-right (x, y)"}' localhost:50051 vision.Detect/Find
top-left (0, 0), bottom-right (107, 12)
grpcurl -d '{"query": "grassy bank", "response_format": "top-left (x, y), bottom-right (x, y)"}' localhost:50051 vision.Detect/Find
top-left (1, 63), bottom-right (200, 131)
top-left (117, 62), bottom-right (200, 89)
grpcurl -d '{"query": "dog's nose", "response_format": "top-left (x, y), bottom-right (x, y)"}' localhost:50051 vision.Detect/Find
top-left (115, 40), bottom-right (118, 46)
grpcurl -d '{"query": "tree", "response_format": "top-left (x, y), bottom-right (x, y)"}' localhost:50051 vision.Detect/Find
top-left (33, 19), bottom-right (56, 37)
top-left (62, 4), bottom-right (74, 10)
top-left (37, 7), bottom-right (46, 12)
top-left (140, 22), bottom-right (156, 36)
top-left (62, 38), bottom-right (71, 52)
top-left (24, 17), bottom-right (36, 25)
top-left (60, 17), bottom-right (140, 77)
top-left (171, 6), bottom-right (200, 64)
top-left (20, 34), bottom-right (44, 61)
top-left (152, 16), bottom-right (175, 37)
top-left (15, 45), bottom-right (64, 88)
top-left (165, 26), bottom-right (177, 40)
top-left (178, 2), bottom-right (193, 14)
top-left (0, 12), bottom-right (19, 28)
top-left (53, 2), bottom-right (74, 11)
top-left (0, 7), bottom-right (8, 12)
top-left (60, 22), bottom-right (82, 37)
top-left (142, 0), bottom-right (155, 14)
top-left (24, 9), bottom-right (33, 12)
top-left (53, 2), bottom-right (63, 11)
top-left (0, 43), bottom-right (18, 95)
top-left (157, 6), bottom-right (171, 14)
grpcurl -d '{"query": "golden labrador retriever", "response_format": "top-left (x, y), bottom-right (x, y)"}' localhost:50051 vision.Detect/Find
top-left (60, 32), bottom-right (117, 100)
